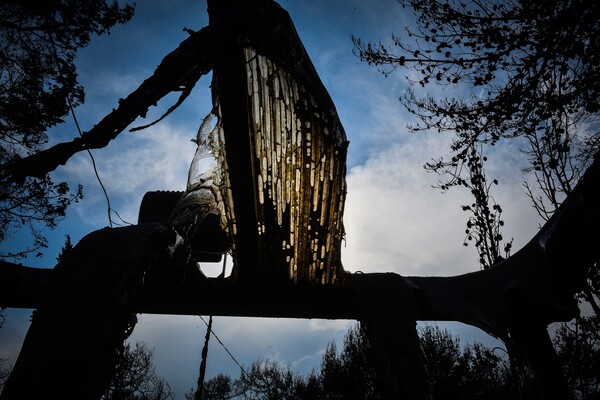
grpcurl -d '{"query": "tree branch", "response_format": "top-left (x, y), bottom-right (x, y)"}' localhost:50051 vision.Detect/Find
top-left (1, 27), bottom-right (212, 182)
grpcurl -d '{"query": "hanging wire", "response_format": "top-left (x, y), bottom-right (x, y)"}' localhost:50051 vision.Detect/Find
top-left (199, 316), bottom-right (246, 375)
top-left (198, 316), bottom-right (272, 399)
top-left (49, 36), bottom-right (130, 228)
top-left (67, 98), bottom-right (133, 227)
top-left (65, 97), bottom-right (113, 228)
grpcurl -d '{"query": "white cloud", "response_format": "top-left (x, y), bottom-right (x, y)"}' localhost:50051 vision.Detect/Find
top-left (308, 319), bottom-right (353, 332)
top-left (343, 134), bottom-right (471, 277)
top-left (55, 121), bottom-right (199, 228)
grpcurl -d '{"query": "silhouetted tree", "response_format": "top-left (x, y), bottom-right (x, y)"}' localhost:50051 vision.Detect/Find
top-left (235, 360), bottom-right (305, 400)
top-left (318, 324), bottom-right (378, 399)
top-left (553, 316), bottom-right (600, 399)
top-left (352, 0), bottom-right (599, 292)
top-left (352, 3), bottom-right (600, 390)
top-left (186, 373), bottom-right (235, 400)
top-left (419, 325), bottom-right (514, 399)
top-left (188, 325), bottom-right (374, 399)
top-left (430, 141), bottom-right (512, 269)
top-left (353, 0), bottom-right (599, 163)
top-left (0, 308), bottom-right (9, 394)
top-left (55, 234), bottom-right (73, 262)
top-left (0, 0), bottom-right (134, 260)
top-left (102, 341), bottom-right (175, 400)
top-left (191, 324), bottom-right (518, 399)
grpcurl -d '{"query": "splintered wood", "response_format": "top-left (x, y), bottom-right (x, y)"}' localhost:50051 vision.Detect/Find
top-left (215, 47), bottom-right (348, 285)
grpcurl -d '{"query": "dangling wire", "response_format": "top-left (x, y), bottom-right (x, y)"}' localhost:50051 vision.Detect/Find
top-left (66, 96), bottom-right (113, 228)
top-left (195, 315), bottom-right (213, 400)
top-left (49, 36), bottom-right (133, 228)
top-left (197, 315), bottom-right (271, 399)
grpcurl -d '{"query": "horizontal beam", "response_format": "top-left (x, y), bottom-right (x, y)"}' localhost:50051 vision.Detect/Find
top-left (0, 262), bottom-right (50, 309)
top-left (0, 258), bottom-right (575, 341)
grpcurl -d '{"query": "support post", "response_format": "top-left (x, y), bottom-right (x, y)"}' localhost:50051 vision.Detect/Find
top-left (353, 273), bottom-right (431, 399)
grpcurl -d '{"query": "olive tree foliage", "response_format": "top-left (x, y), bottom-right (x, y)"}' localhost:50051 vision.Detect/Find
top-left (0, 0), bottom-right (134, 260)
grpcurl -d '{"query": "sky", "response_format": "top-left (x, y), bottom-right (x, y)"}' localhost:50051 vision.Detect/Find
top-left (0, 0), bottom-right (547, 398)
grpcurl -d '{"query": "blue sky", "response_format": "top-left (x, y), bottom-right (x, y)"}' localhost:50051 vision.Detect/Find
top-left (0, 1), bottom-right (545, 397)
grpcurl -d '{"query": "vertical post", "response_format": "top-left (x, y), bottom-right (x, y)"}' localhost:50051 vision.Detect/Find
top-left (352, 273), bottom-right (432, 399)
top-left (210, 29), bottom-right (263, 285)
top-left (508, 320), bottom-right (571, 399)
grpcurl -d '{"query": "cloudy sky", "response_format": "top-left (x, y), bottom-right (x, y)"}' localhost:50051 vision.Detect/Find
top-left (0, 0), bottom-right (545, 397)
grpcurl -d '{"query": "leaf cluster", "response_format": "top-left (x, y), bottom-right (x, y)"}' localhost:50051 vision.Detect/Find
top-left (354, 0), bottom-right (600, 142)
top-left (0, 0), bottom-right (134, 153)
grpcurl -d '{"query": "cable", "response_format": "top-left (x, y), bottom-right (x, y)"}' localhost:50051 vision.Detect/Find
top-left (198, 316), bottom-right (272, 399)
top-left (49, 36), bottom-right (115, 228)
top-left (110, 208), bottom-right (133, 227)
top-left (199, 315), bottom-right (246, 375)
top-left (66, 99), bottom-right (113, 228)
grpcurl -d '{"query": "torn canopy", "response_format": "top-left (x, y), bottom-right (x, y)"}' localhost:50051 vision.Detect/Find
top-left (174, 46), bottom-right (349, 286)
top-left (233, 47), bottom-right (348, 286)
top-left (167, 112), bottom-right (227, 253)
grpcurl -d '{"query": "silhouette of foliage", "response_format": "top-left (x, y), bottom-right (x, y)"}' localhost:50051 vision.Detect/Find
top-left (102, 341), bottom-right (174, 400)
top-left (436, 141), bottom-right (512, 269)
top-left (352, 0), bottom-right (599, 268)
top-left (187, 324), bottom-right (375, 399)
top-left (353, 0), bottom-right (600, 360)
top-left (553, 316), bottom-right (600, 399)
top-left (235, 360), bottom-right (308, 400)
top-left (0, 365), bottom-right (8, 398)
top-left (353, 0), bottom-right (599, 147)
top-left (0, 0), bottom-right (134, 260)
top-left (55, 234), bottom-right (73, 262)
top-left (189, 373), bottom-right (234, 400)
top-left (318, 324), bottom-right (378, 399)
top-left (0, 309), bottom-right (11, 395)
top-left (419, 325), bottom-right (514, 399)
top-left (189, 324), bottom-right (521, 399)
